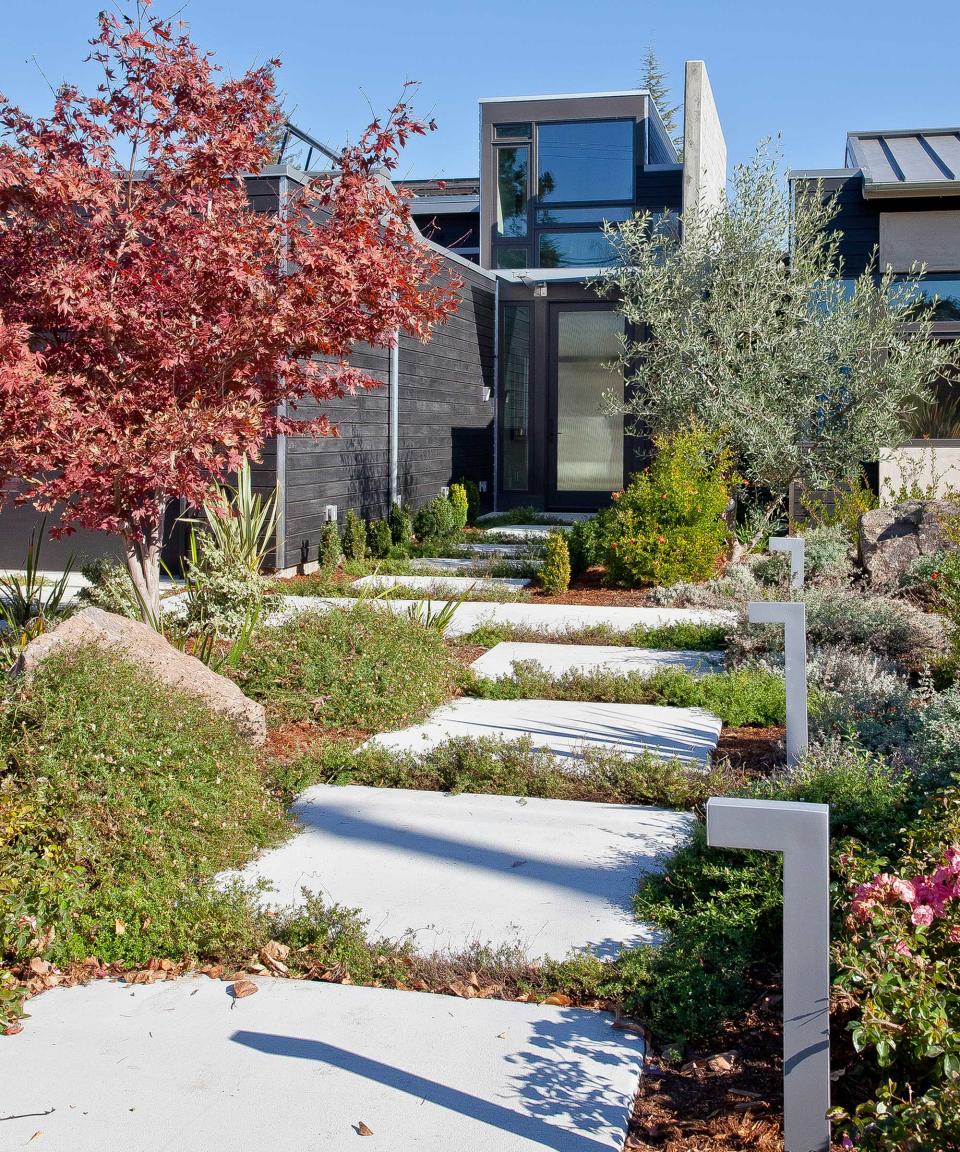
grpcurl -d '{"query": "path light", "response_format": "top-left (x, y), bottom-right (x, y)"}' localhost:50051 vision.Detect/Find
top-left (748, 601), bottom-right (808, 767)
top-left (769, 535), bottom-right (805, 589)
top-left (707, 797), bottom-right (831, 1152)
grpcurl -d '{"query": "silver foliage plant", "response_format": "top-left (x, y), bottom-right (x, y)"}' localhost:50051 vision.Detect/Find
top-left (596, 144), bottom-right (957, 541)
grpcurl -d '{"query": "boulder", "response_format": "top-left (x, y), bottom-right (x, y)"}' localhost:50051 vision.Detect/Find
top-left (13, 606), bottom-right (266, 745)
top-left (859, 500), bottom-right (960, 586)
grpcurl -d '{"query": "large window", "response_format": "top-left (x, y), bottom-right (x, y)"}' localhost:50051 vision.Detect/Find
top-left (537, 120), bottom-right (634, 204)
top-left (496, 146), bottom-right (528, 238)
top-left (501, 305), bottom-right (531, 491)
top-left (538, 231), bottom-right (619, 269)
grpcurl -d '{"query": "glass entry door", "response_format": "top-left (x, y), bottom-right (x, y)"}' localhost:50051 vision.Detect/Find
top-left (548, 305), bottom-right (626, 507)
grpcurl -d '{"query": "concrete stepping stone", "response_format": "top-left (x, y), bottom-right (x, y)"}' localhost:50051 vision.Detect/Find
top-left (367, 698), bottom-right (721, 768)
top-left (471, 641), bottom-right (723, 680)
top-left (483, 524), bottom-right (572, 540)
top-left (271, 596), bottom-right (734, 637)
top-left (477, 511), bottom-right (593, 525)
top-left (461, 541), bottom-right (535, 557)
top-left (2, 976), bottom-right (644, 1152)
top-left (409, 557), bottom-right (529, 575)
top-left (352, 573), bottom-right (530, 594)
top-left (236, 785), bottom-right (694, 957)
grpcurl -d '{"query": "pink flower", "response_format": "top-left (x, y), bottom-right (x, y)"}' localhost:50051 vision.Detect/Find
top-left (911, 905), bottom-right (935, 928)
top-left (893, 940), bottom-right (913, 958)
top-left (948, 924), bottom-right (960, 944)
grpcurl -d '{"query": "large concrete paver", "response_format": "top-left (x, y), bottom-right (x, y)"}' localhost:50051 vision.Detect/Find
top-left (235, 786), bottom-right (694, 957)
top-left (367, 698), bottom-right (721, 768)
top-left (272, 595), bottom-right (733, 637)
top-left (482, 524), bottom-right (572, 540)
top-left (471, 642), bottom-right (723, 680)
top-left (0, 976), bottom-right (643, 1152)
top-left (353, 574), bottom-right (531, 594)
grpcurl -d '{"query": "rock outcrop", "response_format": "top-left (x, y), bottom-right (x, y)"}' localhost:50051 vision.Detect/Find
top-left (13, 606), bottom-right (266, 744)
top-left (859, 500), bottom-right (960, 586)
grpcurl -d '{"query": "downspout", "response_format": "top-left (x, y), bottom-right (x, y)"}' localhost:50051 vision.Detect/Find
top-left (275, 172), bottom-right (289, 569)
top-left (389, 332), bottom-right (400, 507)
top-left (492, 275), bottom-right (500, 513)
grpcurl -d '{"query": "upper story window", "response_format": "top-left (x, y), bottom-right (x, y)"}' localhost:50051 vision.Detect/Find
top-left (496, 146), bottom-right (528, 237)
top-left (537, 119), bottom-right (634, 204)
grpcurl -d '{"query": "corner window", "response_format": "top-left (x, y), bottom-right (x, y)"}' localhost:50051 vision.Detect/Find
top-left (537, 119), bottom-right (634, 204)
top-left (501, 305), bottom-right (531, 492)
top-left (496, 146), bottom-right (528, 237)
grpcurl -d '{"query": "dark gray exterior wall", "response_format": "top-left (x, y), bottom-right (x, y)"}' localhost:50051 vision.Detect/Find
top-left (262, 255), bottom-right (495, 571)
top-left (794, 172), bottom-right (960, 278)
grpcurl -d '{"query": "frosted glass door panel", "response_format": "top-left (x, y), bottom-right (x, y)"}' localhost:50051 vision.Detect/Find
top-left (555, 310), bottom-right (625, 493)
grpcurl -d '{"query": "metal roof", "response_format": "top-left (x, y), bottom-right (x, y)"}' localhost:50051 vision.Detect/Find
top-left (846, 129), bottom-right (960, 198)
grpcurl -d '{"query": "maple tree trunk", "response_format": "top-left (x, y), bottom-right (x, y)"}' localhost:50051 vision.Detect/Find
top-left (124, 502), bottom-right (166, 625)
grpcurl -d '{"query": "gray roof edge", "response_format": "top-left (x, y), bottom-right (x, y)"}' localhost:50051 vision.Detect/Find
top-left (847, 127), bottom-right (960, 140)
top-left (863, 181), bottom-right (960, 200)
top-left (479, 88), bottom-right (650, 103)
top-left (788, 167), bottom-right (860, 180)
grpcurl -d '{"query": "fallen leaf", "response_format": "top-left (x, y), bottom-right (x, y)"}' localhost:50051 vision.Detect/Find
top-left (114, 919), bottom-right (126, 936)
top-left (28, 958), bottom-right (52, 977)
top-left (230, 979), bottom-right (258, 1000)
top-left (4, 1022), bottom-right (24, 1036)
top-left (260, 940), bottom-right (290, 965)
top-left (28, 1133), bottom-right (42, 1143)
top-left (448, 980), bottom-right (476, 999)
top-left (543, 993), bottom-right (572, 1007)
top-left (356, 1121), bottom-right (373, 1136)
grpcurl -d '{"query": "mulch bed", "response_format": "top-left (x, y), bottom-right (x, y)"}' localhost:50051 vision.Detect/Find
top-left (626, 970), bottom-right (786, 1152)
top-left (530, 567), bottom-right (660, 606)
top-left (714, 726), bottom-right (785, 775)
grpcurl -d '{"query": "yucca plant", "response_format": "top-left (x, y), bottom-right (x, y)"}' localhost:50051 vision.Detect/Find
top-left (196, 457), bottom-right (278, 574)
top-left (0, 519), bottom-right (74, 632)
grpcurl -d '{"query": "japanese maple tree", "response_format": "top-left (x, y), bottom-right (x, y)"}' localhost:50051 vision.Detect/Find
top-left (0, 2), bottom-right (458, 617)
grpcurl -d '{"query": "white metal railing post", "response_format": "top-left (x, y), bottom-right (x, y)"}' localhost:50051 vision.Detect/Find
top-left (707, 797), bottom-right (831, 1152)
top-left (748, 601), bottom-right (808, 768)
top-left (769, 535), bottom-right (805, 589)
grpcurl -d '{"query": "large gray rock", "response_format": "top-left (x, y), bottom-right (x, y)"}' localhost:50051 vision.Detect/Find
top-left (859, 500), bottom-right (960, 586)
top-left (13, 606), bottom-right (266, 744)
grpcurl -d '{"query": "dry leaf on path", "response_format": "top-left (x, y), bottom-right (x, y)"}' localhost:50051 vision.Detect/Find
top-left (543, 993), bottom-right (572, 1007)
top-left (356, 1121), bottom-right (373, 1136)
top-left (230, 979), bottom-right (258, 1000)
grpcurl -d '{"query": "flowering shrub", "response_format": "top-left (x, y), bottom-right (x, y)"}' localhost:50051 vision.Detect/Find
top-left (808, 644), bottom-right (919, 754)
top-left (833, 785), bottom-right (960, 1150)
top-left (597, 427), bottom-right (735, 588)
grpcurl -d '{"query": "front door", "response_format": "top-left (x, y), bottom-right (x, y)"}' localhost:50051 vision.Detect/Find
top-left (547, 304), bottom-right (626, 509)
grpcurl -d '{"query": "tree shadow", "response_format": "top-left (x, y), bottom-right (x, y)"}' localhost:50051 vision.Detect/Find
top-left (231, 1004), bottom-right (642, 1151)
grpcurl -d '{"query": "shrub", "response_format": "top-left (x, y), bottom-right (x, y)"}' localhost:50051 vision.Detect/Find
top-left (730, 586), bottom-right (948, 671)
top-left (832, 785), bottom-right (960, 1151)
top-left (448, 484), bottom-right (469, 532)
top-left (808, 644), bottom-right (918, 754)
top-left (597, 426), bottom-right (734, 588)
top-left (539, 532), bottom-right (571, 595)
top-left (77, 558), bottom-right (139, 619)
top-left (366, 519), bottom-right (393, 560)
top-left (414, 495), bottom-right (457, 544)
top-left (318, 521), bottom-right (342, 570)
top-left (802, 474), bottom-right (879, 546)
top-left (183, 531), bottom-right (268, 638)
top-left (567, 520), bottom-right (598, 577)
top-left (389, 501), bottom-right (412, 551)
top-left (649, 563), bottom-right (759, 607)
top-left (913, 686), bottom-right (960, 790)
top-left (457, 477), bottom-right (481, 523)
top-left (341, 510), bottom-right (367, 561)
top-left (232, 605), bottom-right (459, 731)
top-left (802, 523), bottom-right (853, 582)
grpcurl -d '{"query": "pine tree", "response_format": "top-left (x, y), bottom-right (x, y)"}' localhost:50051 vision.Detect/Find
top-left (641, 45), bottom-right (682, 155)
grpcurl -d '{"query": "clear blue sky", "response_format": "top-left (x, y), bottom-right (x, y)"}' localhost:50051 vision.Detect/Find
top-left (2, 0), bottom-right (958, 182)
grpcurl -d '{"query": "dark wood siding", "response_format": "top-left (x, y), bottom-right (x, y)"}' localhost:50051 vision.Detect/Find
top-left (795, 174), bottom-right (960, 278)
top-left (265, 257), bottom-right (495, 570)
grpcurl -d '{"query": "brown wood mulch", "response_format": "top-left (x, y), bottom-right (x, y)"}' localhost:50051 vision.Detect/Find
top-left (714, 726), bottom-right (785, 775)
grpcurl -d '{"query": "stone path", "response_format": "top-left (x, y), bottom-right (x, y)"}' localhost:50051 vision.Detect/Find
top-left (410, 556), bottom-right (530, 575)
top-left (471, 641), bottom-right (723, 680)
top-left (482, 524), bottom-right (572, 540)
top-left (1, 976), bottom-right (643, 1152)
top-left (353, 573), bottom-right (531, 594)
top-left (366, 698), bottom-right (721, 768)
top-left (234, 785), bottom-right (694, 957)
top-left (273, 595), bottom-right (734, 637)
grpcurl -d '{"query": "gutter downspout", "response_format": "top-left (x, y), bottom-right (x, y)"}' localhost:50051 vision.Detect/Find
top-left (275, 172), bottom-right (289, 569)
top-left (389, 333), bottom-right (400, 507)
top-left (492, 275), bottom-right (500, 514)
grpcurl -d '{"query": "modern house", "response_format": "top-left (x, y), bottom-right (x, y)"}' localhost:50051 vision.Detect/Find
top-left (404, 61), bottom-right (726, 515)
top-left (789, 129), bottom-right (960, 493)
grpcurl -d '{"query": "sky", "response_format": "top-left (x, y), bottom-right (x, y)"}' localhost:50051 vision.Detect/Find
top-left (2, 0), bottom-right (959, 183)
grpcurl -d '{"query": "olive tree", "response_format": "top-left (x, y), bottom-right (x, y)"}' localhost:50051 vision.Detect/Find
top-left (597, 147), bottom-right (957, 539)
